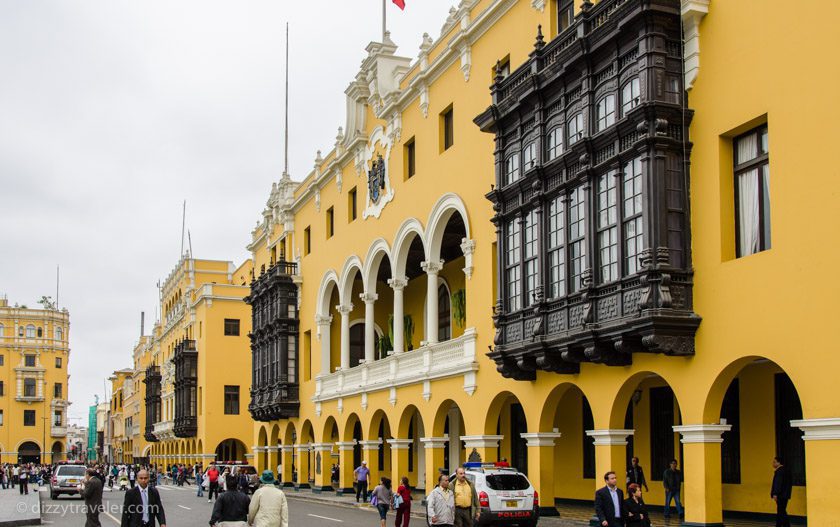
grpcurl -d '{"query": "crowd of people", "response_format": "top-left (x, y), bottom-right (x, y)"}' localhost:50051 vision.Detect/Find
top-left (1, 462), bottom-right (52, 494)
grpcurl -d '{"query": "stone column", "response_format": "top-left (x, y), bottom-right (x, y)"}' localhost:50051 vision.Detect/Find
top-left (359, 439), bottom-right (383, 485)
top-left (388, 277), bottom-right (408, 354)
top-left (421, 260), bottom-right (444, 345)
top-left (335, 441), bottom-right (357, 494)
top-left (521, 433), bottom-right (563, 516)
top-left (461, 435), bottom-right (504, 465)
top-left (280, 445), bottom-right (295, 487)
top-left (311, 442), bottom-right (335, 493)
top-left (791, 418), bottom-right (840, 526)
top-left (673, 424), bottom-right (731, 526)
top-left (336, 304), bottom-right (354, 370)
top-left (251, 446), bottom-right (264, 472)
top-left (266, 446), bottom-right (279, 478)
top-left (420, 437), bottom-right (448, 492)
top-left (387, 439), bottom-right (412, 486)
top-left (316, 315), bottom-right (333, 375)
top-left (360, 293), bottom-right (378, 363)
top-left (295, 444), bottom-right (311, 489)
top-left (585, 429), bottom-right (634, 490)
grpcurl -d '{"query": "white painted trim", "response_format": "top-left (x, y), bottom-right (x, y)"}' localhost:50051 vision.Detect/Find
top-left (335, 441), bottom-right (357, 451)
top-left (585, 429), bottom-right (634, 446)
top-left (520, 432), bottom-right (562, 447)
top-left (673, 424), bottom-right (731, 444)
top-left (790, 418), bottom-right (840, 441)
top-left (682, 0), bottom-right (710, 91)
top-left (387, 439), bottom-right (413, 450)
top-left (460, 435), bottom-right (503, 449)
top-left (420, 437), bottom-right (449, 449)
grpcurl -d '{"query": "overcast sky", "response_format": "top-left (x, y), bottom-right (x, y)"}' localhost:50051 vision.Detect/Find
top-left (0, 0), bottom-right (457, 424)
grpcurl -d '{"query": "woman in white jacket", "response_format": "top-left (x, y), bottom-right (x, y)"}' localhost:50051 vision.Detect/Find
top-left (247, 470), bottom-right (288, 527)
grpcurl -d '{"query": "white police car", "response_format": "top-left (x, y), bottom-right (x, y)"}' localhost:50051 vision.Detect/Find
top-left (436, 463), bottom-right (540, 527)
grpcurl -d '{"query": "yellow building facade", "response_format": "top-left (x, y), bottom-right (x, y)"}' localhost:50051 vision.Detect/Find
top-left (241, 0), bottom-right (840, 525)
top-left (0, 297), bottom-right (71, 463)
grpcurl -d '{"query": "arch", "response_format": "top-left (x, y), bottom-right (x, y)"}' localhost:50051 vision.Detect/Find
top-left (538, 382), bottom-right (593, 431)
top-left (17, 440), bottom-right (41, 463)
top-left (432, 399), bottom-right (461, 437)
top-left (338, 255), bottom-right (365, 306)
top-left (608, 370), bottom-right (684, 429)
top-left (316, 270), bottom-right (340, 317)
top-left (342, 413), bottom-right (363, 442)
top-left (283, 422), bottom-right (298, 445)
top-left (363, 238), bottom-right (394, 294)
top-left (701, 355), bottom-right (796, 423)
top-left (197, 439), bottom-right (203, 456)
top-left (483, 391), bottom-right (522, 435)
top-left (215, 438), bottom-right (248, 462)
top-left (300, 420), bottom-right (315, 443)
top-left (258, 426), bottom-right (269, 448)
top-left (142, 444), bottom-right (152, 457)
top-left (391, 218), bottom-right (427, 277)
top-left (51, 440), bottom-right (64, 461)
top-left (397, 405), bottom-right (423, 439)
top-left (367, 409), bottom-right (393, 441)
top-left (322, 416), bottom-right (340, 443)
top-left (426, 193), bottom-right (471, 263)
top-left (270, 424), bottom-right (281, 446)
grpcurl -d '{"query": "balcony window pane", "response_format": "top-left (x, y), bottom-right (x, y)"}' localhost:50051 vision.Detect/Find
top-left (622, 78), bottom-right (640, 115)
top-left (568, 114), bottom-right (584, 145)
top-left (523, 210), bottom-right (539, 306)
top-left (596, 95), bottom-right (616, 132)
top-left (623, 157), bottom-right (645, 274)
top-left (548, 196), bottom-right (566, 298)
top-left (523, 143), bottom-right (536, 172)
top-left (505, 219), bottom-right (522, 312)
top-left (568, 187), bottom-right (586, 292)
top-left (505, 153), bottom-right (521, 186)
top-left (547, 128), bottom-right (563, 160)
top-left (597, 172), bottom-right (619, 283)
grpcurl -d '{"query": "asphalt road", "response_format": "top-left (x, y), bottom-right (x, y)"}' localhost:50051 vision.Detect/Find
top-left (40, 483), bottom-right (393, 527)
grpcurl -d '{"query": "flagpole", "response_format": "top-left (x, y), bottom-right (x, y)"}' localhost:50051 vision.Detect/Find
top-left (382, 0), bottom-right (386, 41)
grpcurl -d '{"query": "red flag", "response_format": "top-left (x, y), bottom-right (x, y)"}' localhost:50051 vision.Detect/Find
top-left (392, 0), bottom-right (405, 9)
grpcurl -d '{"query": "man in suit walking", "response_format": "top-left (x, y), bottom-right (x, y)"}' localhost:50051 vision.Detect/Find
top-left (594, 471), bottom-right (624, 527)
top-left (120, 469), bottom-right (167, 527)
top-left (771, 456), bottom-right (793, 527)
top-left (81, 468), bottom-right (104, 527)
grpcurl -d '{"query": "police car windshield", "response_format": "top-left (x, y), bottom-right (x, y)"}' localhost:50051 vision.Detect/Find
top-left (485, 474), bottom-right (529, 491)
top-left (57, 466), bottom-right (86, 477)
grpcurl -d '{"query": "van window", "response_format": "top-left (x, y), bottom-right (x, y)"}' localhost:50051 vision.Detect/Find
top-left (57, 466), bottom-right (86, 477)
top-left (485, 474), bottom-right (530, 490)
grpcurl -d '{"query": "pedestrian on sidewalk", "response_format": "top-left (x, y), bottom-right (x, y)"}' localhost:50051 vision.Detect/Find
top-left (210, 475), bottom-right (250, 527)
top-left (248, 470), bottom-right (288, 527)
top-left (771, 456), bottom-right (792, 527)
top-left (354, 460), bottom-right (370, 502)
top-left (371, 477), bottom-right (393, 527)
top-left (18, 465), bottom-right (29, 495)
top-left (120, 469), bottom-right (167, 527)
top-left (625, 458), bottom-right (649, 494)
top-left (594, 471), bottom-right (624, 527)
top-left (624, 483), bottom-right (649, 527)
top-left (662, 459), bottom-right (683, 519)
top-left (207, 463), bottom-right (221, 502)
top-left (394, 476), bottom-right (412, 527)
top-left (196, 464), bottom-right (204, 498)
top-left (427, 474), bottom-right (454, 527)
top-left (451, 467), bottom-right (478, 527)
top-left (81, 468), bottom-right (104, 527)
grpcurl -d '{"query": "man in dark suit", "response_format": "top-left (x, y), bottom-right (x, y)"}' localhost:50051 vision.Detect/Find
top-left (120, 469), bottom-right (167, 527)
top-left (81, 468), bottom-right (104, 527)
top-left (594, 471), bottom-right (625, 527)
top-left (771, 456), bottom-right (793, 527)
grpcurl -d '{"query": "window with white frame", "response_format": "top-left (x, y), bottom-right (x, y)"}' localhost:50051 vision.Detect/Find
top-left (546, 127), bottom-right (563, 160)
top-left (597, 171), bottom-right (619, 283)
top-left (568, 186), bottom-right (587, 292)
top-left (735, 125), bottom-right (770, 257)
top-left (505, 218), bottom-right (522, 312)
top-left (547, 196), bottom-right (566, 298)
top-left (523, 210), bottom-right (539, 306)
top-left (25, 325), bottom-right (36, 338)
top-left (55, 327), bottom-right (63, 341)
top-left (523, 142), bottom-right (536, 172)
top-left (568, 113), bottom-right (584, 145)
top-left (596, 94), bottom-right (616, 132)
top-left (623, 157), bottom-right (645, 274)
top-left (622, 78), bottom-right (640, 115)
top-left (24, 378), bottom-right (36, 397)
top-left (505, 153), bottom-right (521, 186)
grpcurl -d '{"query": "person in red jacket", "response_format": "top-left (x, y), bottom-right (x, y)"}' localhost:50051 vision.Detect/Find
top-left (394, 476), bottom-right (412, 527)
top-left (206, 464), bottom-right (220, 503)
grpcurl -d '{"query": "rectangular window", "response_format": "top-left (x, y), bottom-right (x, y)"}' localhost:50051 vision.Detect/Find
top-left (568, 187), bottom-right (586, 292)
top-left (24, 354), bottom-right (36, 367)
top-left (582, 400), bottom-right (595, 479)
top-left (55, 357), bottom-right (62, 368)
top-left (505, 219), bottom-right (522, 312)
top-left (568, 113), bottom-right (584, 145)
top-left (721, 379), bottom-right (741, 484)
top-left (24, 378), bottom-right (36, 397)
top-left (650, 386), bottom-right (676, 481)
top-left (348, 187), bottom-right (357, 221)
top-left (304, 226), bottom-right (311, 255)
top-left (558, 0), bottom-right (575, 33)
top-left (441, 106), bottom-right (454, 151)
top-left (224, 319), bottom-right (240, 336)
top-left (522, 143), bottom-right (536, 172)
top-left (622, 78), bottom-right (641, 115)
top-left (596, 94), bottom-right (616, 132)
top-left (224, 385), bottom-right (240, 415)
top-left (597, 172), bottom-right (619, 283)
top-left (548, 196), bottom-right (566, 298)
top-left (326, 206), bottom-right (335, 238)
top-left (0, 381), bottom-right (4, 396)
top-left (405, 138), bottom-right (416, 179)
top-left (0, 355), bottom-right (4, 365)
top-left (775, 373), bottom-right (806, 485)
top-left (523, 210), bottom-right (539, 307)
top-left (303, 330), bottom-right (312, 382)
top-left (54, 383), bottom-right (62, 398)
top-left (0, 410), bottom-right (3, 426)
top-left (505, 153), bottom-right (520, 186)
top-left (54, 410), bottom-right (62, 426)
top-left (735, 125), bottom-right (771, 257)
top-left (24, 410), bottom-right (35, 426)
top-left (287, 334), bottom-right (297, 384)
top-left (546, 128), bottom-right (563, 161)
top-left (623, 157), bottom-right (644, 274)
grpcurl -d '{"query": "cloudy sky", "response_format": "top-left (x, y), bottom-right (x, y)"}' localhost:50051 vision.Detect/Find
top-left (0, 0), bottom-right (457, 423)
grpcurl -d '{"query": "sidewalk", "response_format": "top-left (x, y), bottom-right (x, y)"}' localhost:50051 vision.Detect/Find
top-left (0, 487), bottom-right (41, 527)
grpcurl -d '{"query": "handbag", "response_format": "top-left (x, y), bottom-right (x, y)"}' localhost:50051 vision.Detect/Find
top-left (370, 494), bottom-right (379, 506)
top-left (393, 492), bottom-right (404, 508)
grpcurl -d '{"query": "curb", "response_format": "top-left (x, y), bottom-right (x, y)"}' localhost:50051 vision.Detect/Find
top-left (0, 492), bottom-right (41, 527)
top-left (286, 494), bottom-right (427, 519)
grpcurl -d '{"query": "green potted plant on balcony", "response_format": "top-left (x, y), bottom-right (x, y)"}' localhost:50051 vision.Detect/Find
top-left (404, 314), bottom-right (414, 351)
top-left (451, 289), bottom-right (466, 328)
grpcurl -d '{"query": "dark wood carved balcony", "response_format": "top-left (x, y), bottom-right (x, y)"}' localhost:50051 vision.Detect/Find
top-left (173, 339), bottom-right (198, 437)
top-left (474, 0), bottom-right (700, 380)
top-left (245, 260), bottom-right (300, 421)
top-left (143, 365), bottom-right (161, 442)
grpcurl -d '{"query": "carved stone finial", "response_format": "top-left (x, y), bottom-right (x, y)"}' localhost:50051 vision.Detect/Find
top-left (534, 24), bottom-right (545, 51)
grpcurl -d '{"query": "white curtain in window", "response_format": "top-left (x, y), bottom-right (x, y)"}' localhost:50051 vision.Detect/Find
top-left (738, 168), bottom-right (760, 256)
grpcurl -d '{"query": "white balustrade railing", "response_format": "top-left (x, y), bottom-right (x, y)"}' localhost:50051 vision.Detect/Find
top-left (313, 328), bottom-right (478, 402)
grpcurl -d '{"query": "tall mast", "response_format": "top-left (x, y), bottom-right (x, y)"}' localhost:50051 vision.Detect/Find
top-left (283, 22), bottom-right (289, 177)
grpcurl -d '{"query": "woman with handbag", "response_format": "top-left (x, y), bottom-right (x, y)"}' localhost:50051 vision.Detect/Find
top-left (371, 477), bottom-right (393, 527)
top-left (394, 476), bottom-right (411, 527)
top-left (624, 483), bottom-right (651, 527)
